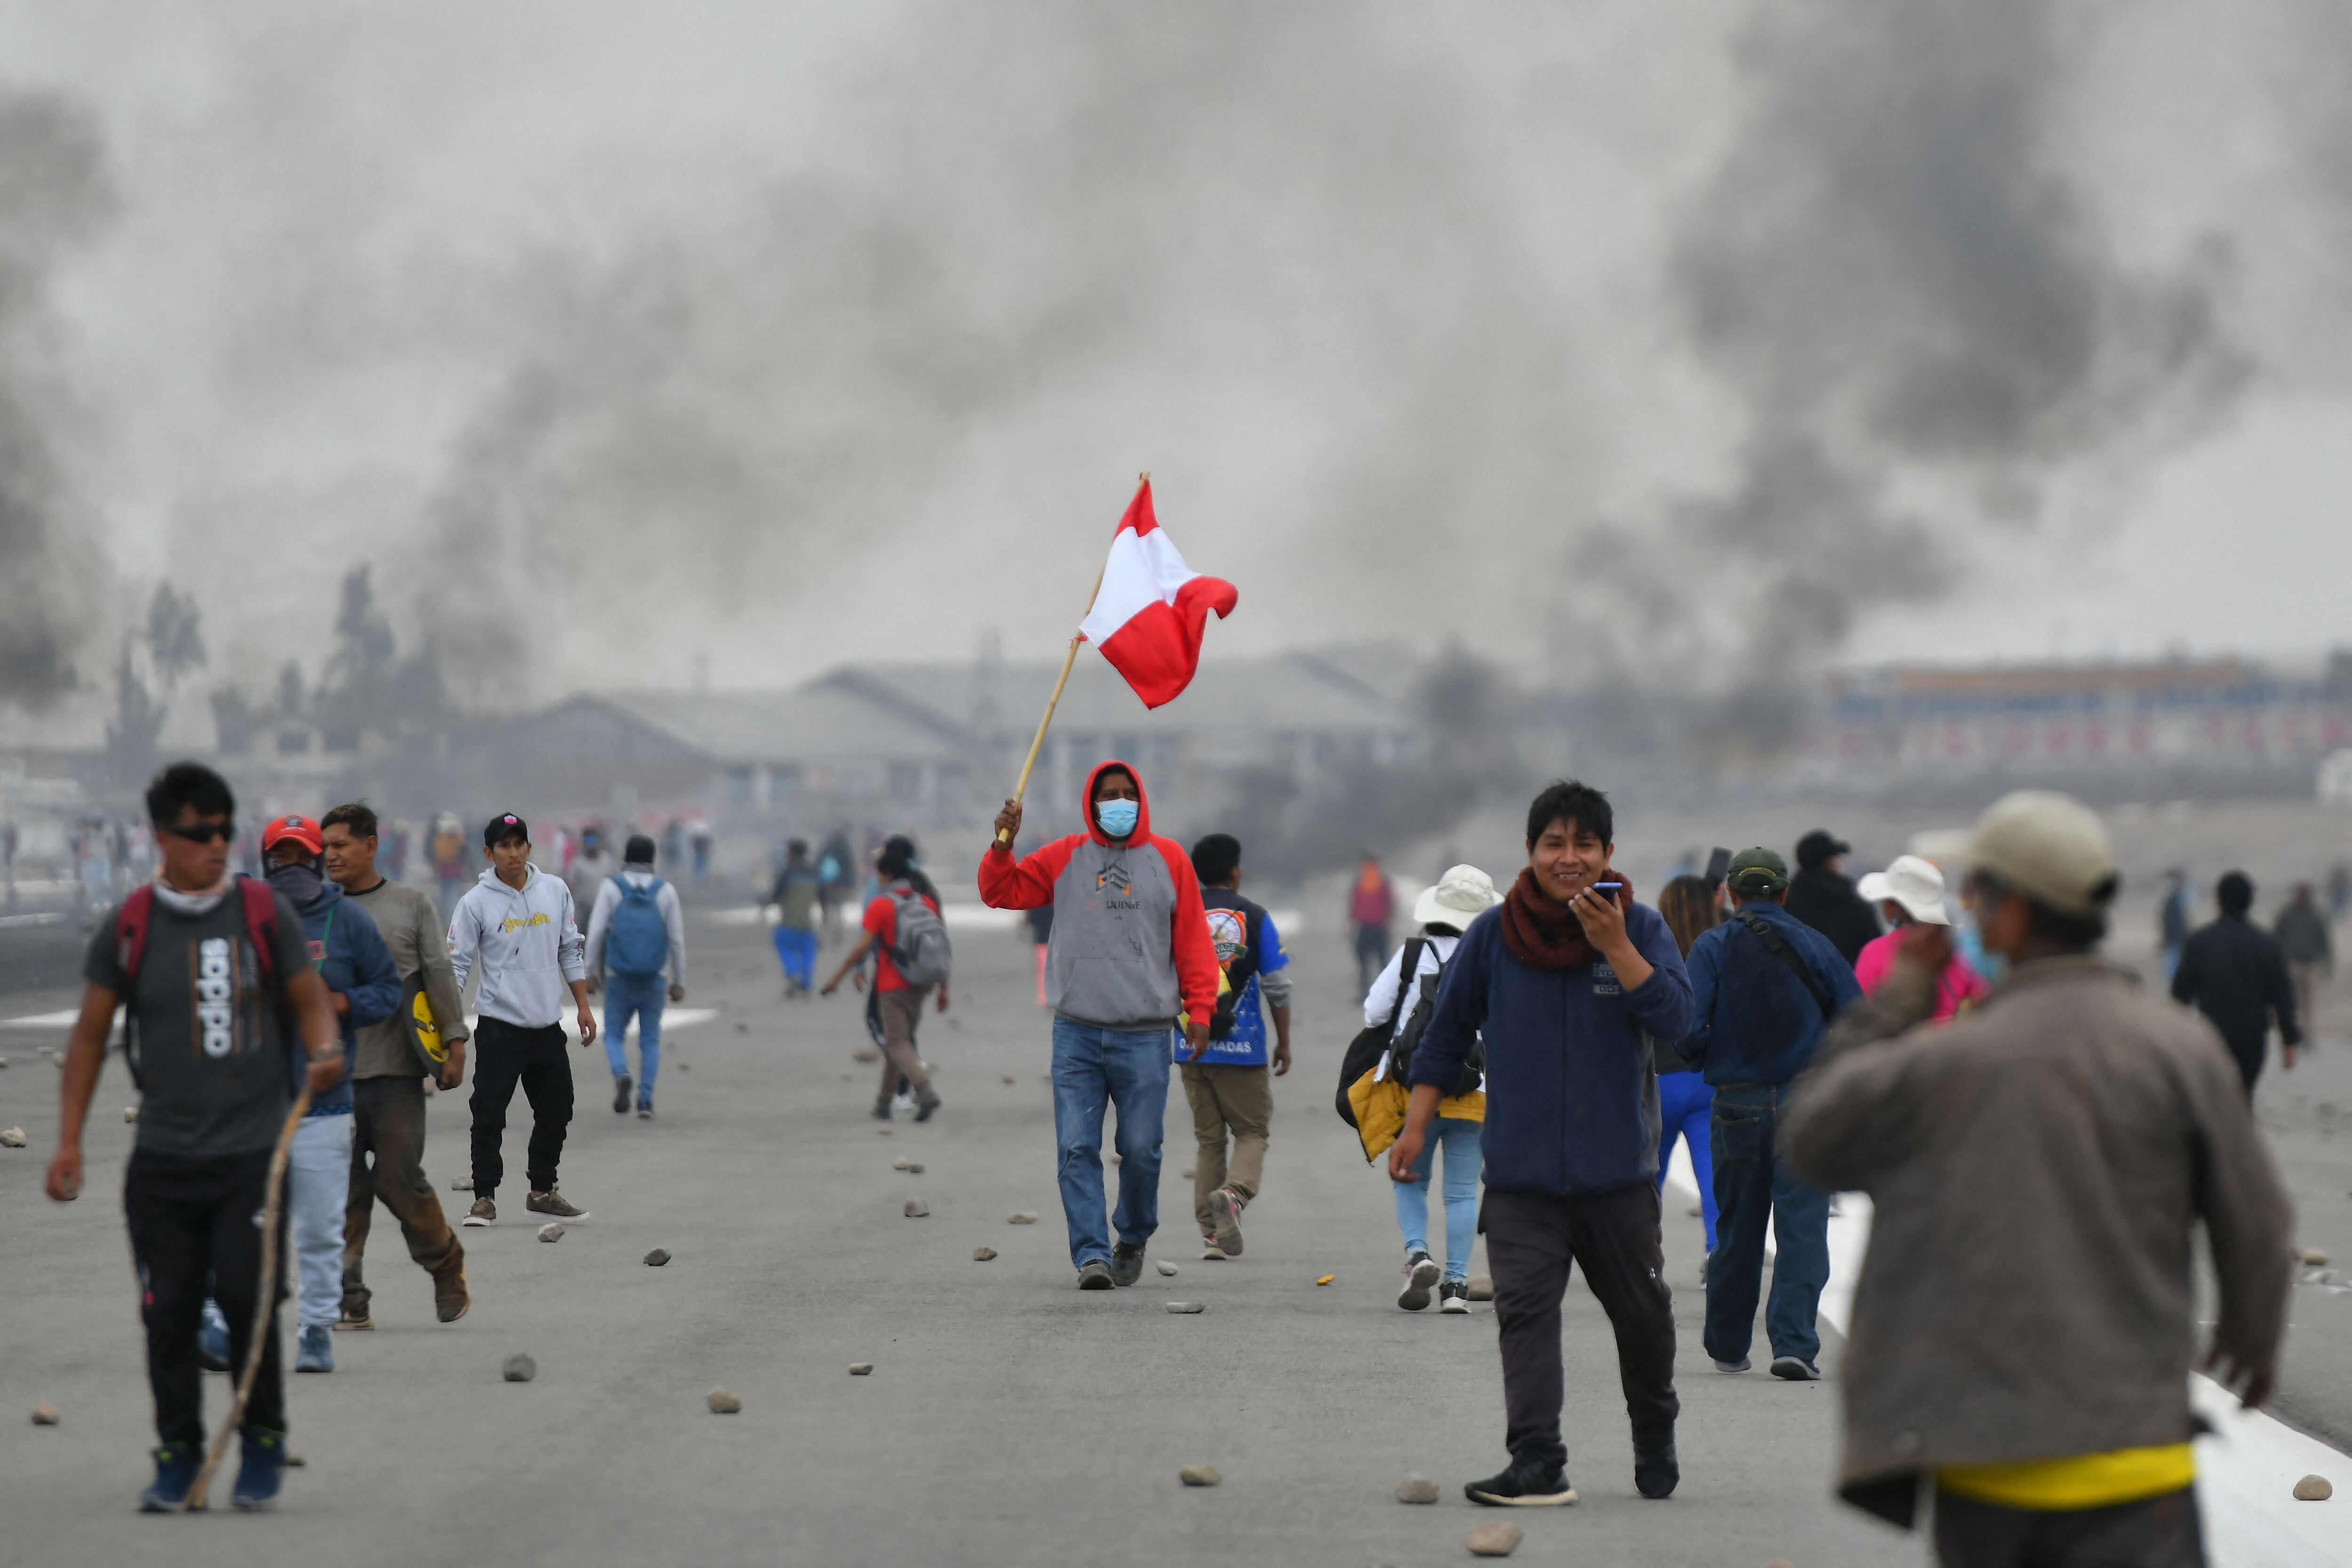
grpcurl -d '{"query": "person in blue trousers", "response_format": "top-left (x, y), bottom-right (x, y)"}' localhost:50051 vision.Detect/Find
top-left (1677, 848), bottom-right (1860, 1382)
top-left (584, 835), bottom-right (687, 1120)
top-left (767, 839), bottom-right (822, 997)
top-left (1653, 876), bottom-right (1722, 1262)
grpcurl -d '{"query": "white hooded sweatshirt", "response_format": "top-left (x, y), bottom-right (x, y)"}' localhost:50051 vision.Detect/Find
top-left (449, 863), bottom-right (588, 1029)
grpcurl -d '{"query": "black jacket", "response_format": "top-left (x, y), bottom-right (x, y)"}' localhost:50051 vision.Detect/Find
top-left (2172, 913), bottom-right (2302, 1087)
top-left (1783, 867), bottom-right (1880, 967)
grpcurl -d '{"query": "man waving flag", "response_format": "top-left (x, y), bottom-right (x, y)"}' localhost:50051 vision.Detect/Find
top-left (1078, 479), bottom-right (1238, 709)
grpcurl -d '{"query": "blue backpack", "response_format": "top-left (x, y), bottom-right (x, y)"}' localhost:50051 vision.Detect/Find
top-left (605, 876), bottom-right (670, 978)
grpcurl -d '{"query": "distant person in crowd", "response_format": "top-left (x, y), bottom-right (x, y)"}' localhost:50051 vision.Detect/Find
top-left (1179, 834), bottom-right (1293, 1262)
top-left (822, 835), bottom-right (949, 1124)
top-left (585, 834), bottom-right (687, 1121)
top-left (1678, 848), bottom-right (1860, 1383)
top-left (1349, 852), bottom-right (1396, 995)
top-left (2329, 862), bottom-right (2351, 922)
top-left (382, 820), bottom-right (408, 883)
top-left (563, 824), bottom-right (615, 916)
top-left (2273, 882), bottom-right (2331, 1043)
top-left (46, 762), bottom-right (342, 1513)
top-left (1353, 863), bottom-right (1502, 1312)
top-left (429, 815), bottom-right (469, 924)
top-left (1785, 791), bottom-right (2292, 1567)
top-left (449, 813), bottom-right (596, 1228)
top-left (2172, 871), bottom-right (2303, 1095)
top-left (2158, 868), bottom-right (2191, 983)
top-left (1396, 780), bottom-right (1693, 1506)
top-left (982, 763), bottom-right (1218, 1290)
top-left (1783, 830), bottom-right (1880, 966)
top-left (690, 820), bottom-right (713, 885)
top-left (1026, 898), bottom-right (1055, 1006)
top-left (257, 814), bottom-right (401, 1376)
top-left (818, 828), bottom-right (856, 939)
top-left (662, 817), bottom-right (688, 871)
top-left (1653, 875), bottom-right (1722, 1266)
top-left (1853, 855), bottom-right (1986, 1021)
top-left (767, 839), bottom-right (823, 998)
top-left (321, 801), bottom-right (472, 1332)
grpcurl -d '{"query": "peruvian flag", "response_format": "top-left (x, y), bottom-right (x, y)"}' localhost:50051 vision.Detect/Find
top-left (1078, 479), bottom-right (1239, 709)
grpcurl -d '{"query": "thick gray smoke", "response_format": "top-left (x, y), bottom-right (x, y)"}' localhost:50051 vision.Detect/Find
top-left (0, 83), bottom-right (113, 706)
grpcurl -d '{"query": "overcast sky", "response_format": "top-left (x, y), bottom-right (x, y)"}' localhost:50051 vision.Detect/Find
top-left (0, 0), bottom-right (2346, 738)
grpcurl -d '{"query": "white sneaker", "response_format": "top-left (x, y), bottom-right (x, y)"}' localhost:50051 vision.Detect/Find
top-left (891, 1092), bottom-right (917, 1116)
top-left (1398, 1251), bottom-right (1440, 1312)
top-left (1200, 1241), bottom-right (1228, 1261)
top-left (1439, 1280), bottom-right (1471, 1314)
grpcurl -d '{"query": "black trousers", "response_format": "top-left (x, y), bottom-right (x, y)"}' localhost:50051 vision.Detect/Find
top-left (1935, 1485), bottom-right (2205, 1568)
top-left (124, 1147), bottom-right (287, 1447)
top-left (1483, 1183), bottom-right (1678, 1470)
top-left (469, 1016), bottom-right (573, 1197)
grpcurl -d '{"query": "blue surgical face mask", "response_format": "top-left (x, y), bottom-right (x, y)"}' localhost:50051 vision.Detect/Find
top-left (1955, 908), bottom-right (2008, 986)
top-left (1095, 798), bottom-right (1140, 839)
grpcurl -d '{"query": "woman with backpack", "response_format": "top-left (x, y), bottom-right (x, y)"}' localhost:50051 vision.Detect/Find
top-left (820, 835), bottom-right (949, 1123)
top-left (1349, 864), bottom-right (1501, 1313)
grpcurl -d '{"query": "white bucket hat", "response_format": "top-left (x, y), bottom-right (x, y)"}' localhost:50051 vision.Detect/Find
top-left (1856, 854), bottom-right (1951, 926)
top-left (1413, 864), bottom-right (1503, 929)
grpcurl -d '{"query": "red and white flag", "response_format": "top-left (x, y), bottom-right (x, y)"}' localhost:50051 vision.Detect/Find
top-left (1078, 479), bottom-right (1238, 709)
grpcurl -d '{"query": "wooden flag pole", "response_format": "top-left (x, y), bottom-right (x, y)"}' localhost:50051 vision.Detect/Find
top-left (993, 473), bottom-right (1142, 849)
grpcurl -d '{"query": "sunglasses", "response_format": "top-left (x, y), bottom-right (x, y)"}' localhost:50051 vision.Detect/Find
top-left (159, 821), bottom-right (237, 845)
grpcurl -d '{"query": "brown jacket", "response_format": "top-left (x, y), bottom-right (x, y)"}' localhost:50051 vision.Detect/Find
top-left (1781, 954), bottom-right (2294, 1526)
top-left (344, 877), bottom-right (470, 1079)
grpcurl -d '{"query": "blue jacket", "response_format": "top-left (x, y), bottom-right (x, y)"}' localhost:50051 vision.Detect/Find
top-left (282, 879), bottom-right (401, 1112)
top-left (1410, 901), bottom-right (1695, 1196)
top-left (1678, 899), bottom-right (1861, 1088)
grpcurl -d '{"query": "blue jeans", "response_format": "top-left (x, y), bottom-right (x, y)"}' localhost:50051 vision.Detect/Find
top-left (773, 926), bottom-right (818, 989)
top-left (1654, 1070), bottom-right (1718, 1251)
top-left (1703, 1083), bottom-right (1829, 1366)
top-left (289, 1111), bottom-right (354, 1331)
top-left (1049, 1017), bottom-right (1170, 1268)
top-left (1393, 1115), bottom-right (1481, 1279)
top-left (602, 973), bottom-right (666, 1101)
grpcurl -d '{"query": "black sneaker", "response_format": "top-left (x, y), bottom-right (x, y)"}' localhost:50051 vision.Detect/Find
top-left (230, 1427), bottom-right (287, 1512)
top-left (1633, 1428), bottom-right (1679, 1499)
top-left (612, 1074), bottom-right (632, 1114)
top-left (1770, 1355), bottom-right (1822, 1381)
top-left (1109, 1241), bottom-right (1145, 1286)
top-left (139, 1442), bottom-right (203, 1513)
top-left (1466, 1453), bottom-right (1577, 1507)
top-left (1398, 1250), bottom-right (1440, 1312)
top-left (869, 1101), bottom-right (892, 1121)
top-left (1439, 1279), bottom-right (1471, 1314)
top-left (1076, 1260), bottom-right (1114, 1290)
top-left (914, 1088), bottom-right (942, 1123)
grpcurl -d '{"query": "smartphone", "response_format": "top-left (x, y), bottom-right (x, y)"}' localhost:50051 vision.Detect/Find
top-left (1703, 847), bottom-right (1732, 889)
top-left (1591, 881), bottom-right (1623, 892)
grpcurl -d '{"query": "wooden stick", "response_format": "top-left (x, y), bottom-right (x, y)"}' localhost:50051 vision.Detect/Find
top-left (993, 474), bottom-right (1144, 849)
top-left (183, 1082), bottom-right (312, 1512)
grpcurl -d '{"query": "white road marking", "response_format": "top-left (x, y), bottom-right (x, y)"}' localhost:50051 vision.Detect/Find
top-left (469, 1007), bottom-right (718, 1043)
top-left (1665, 1161), bottom-right (2349, 1564)
top-left (1, 1009), bottom-right (82, 1028)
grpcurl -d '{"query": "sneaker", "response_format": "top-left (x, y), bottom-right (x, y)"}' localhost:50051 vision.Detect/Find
top-left (1770, 1355), bottom-right (1822, 1381)
top-left (1109, 1241), bottom-right (1145, 1286)
top-left (1397, 1251), bottom-right (1441, 1312)
top-left (612, 1074), bottom-right (632, 1114)
top-left (1207, 1186), bottom-right (1245, 1257)
top-left (891, 1091), bottom-right (917, 1117)
top-left (1712, 1356), bottom-right (1751, 1373)
top-left (526, 1190), bottom-right (588, 1223)
top-left (294, 1324), bottom-right (334, 1374)
top-left (914, 1088), bottom-right (942, 1123)
top-left (1439, 1279), bottom-right (1471, 1314)
top-left (1200, 1236), bottom-right (1228, 1261)
top-left (462, 1196), bottom-right (496, 1227)
top-left (869, 1101), bottom-right (893, 1122)
top-left (230, 1427), bottom-right (287, 1512)
top-left (433, 1261), bottom-right (470, 1323)
top-left (636, 1099), bottom-right (654, 1120)
top-left (1466, 1453), bottom-right (1578, 1507)
top-left (139, 1442), bottom-right (203, 1513)
top-left (197, 1300), bottom-right (231, 1371)
top-left (334, 1307), bottom-right (373, 1332)
top-left (1633, 1428), bottom-right (1680, 1499)
top-left (1076, 1260), bottom-right (1115, 1290)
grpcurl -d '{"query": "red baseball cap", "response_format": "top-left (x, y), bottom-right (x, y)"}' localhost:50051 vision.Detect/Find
top-left (262, 814), bottom-right (324, 856)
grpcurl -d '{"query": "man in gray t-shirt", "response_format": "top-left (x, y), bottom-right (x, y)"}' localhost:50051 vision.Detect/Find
top-left (46, 761), bottom-right (342, 1514)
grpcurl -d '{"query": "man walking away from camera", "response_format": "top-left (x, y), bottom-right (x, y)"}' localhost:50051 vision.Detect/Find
top-left (1784, 830), bottom-right (1880, 967)
top-left (585, 834), bottom-right (686, 1120)
top-left (2172, 871), bottom-right (2302, 1095)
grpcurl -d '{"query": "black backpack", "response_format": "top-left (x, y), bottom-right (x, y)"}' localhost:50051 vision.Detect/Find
top-left (1335, 939), bottom-right (1482, 1126)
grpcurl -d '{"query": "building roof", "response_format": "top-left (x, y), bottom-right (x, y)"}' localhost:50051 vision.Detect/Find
top-left (595, 687), bottom-right (963, 766)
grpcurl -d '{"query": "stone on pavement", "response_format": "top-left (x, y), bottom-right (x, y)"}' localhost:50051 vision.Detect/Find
top-left (2303, 1248), bottom-right (2331, 1267)
top-left (1395, 1475), bottom-right (1439, 1504)
top-left (904, 1199), bottom-right (929, 1217)
top-left (538, 1223), bottom-right (564, 1242)
top-left (1009, 1212), bottom-right (1038, 1224)
top-left (907, 1162), bottom-right (924, 1173)
top-left (644, 1248), bottom-right (672, 1267)
top-left (1166, 1301), bottom-right (1204, 1314)
top-left (1178, 1464), bottom-right (1221, 1487)
top-left (450, 1177), bottom-right (471, 1190)
top-left (1001, 1073), bottom-right (1016, 1084)
top-left (707, 1387), bottom-right (741, 1414)
top-left (1465, 1520), bottom-right (1523, 1556)
top-left (892, 1157), bottom-right (910, 1170)
top-left (1466, 1275), bottom-right (1494, 1301)
top-left (2295, 1473), bottom-right (2334, 1500)
top-left (1156, 1260), bottom-right (1178, 1276)
top-left (0, 1127), bottom-right (26, 1148)
top-left (502, 1354), bottom-right (536, 1383)
top-left (124, 1106), bottom-right (137, 1122)
top-left (849, 1363), bottom-right (874, 1376)
top-left (852, 1046), bottom-right (880, 1062)
top-left (973, 1247), bottom-right (997, 1261)
top-left (31, 1402), bottom-right (60, 1425)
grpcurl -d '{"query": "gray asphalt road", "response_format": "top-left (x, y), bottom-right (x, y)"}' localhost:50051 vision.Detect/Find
top-left (1, 903), bottom-right (1932, 1567)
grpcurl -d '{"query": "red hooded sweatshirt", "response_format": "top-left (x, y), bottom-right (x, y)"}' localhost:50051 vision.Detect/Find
top-left (978, 760), bottom-right (1219, 1030)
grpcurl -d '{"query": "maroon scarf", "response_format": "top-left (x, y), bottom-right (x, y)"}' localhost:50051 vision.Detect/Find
top-left (1499, 866), bottom-right (1633, 971)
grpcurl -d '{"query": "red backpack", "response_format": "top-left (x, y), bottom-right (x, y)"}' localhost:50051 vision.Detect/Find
top-left (114, 878), bottom-right (282, 1085)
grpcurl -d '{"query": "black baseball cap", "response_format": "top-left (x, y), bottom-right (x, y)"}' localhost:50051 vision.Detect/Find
top-left (1795, 829), bottom-right (1850, 869)
top-left (484, 812), bottom-right (530, 847)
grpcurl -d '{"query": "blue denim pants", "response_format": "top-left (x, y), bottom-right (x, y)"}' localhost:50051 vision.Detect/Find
top-left (601, 972), bottom-right (666, 1101)
top-left (1049, 1017), bottom-right (1171, 1268)
top-left (1703, 1082), bottom-right (1829, 1366)
top-left (1392, 1115), bottom-right (1481, 1279)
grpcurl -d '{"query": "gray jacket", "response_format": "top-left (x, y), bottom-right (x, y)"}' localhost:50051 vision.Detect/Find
top-left (1781, 954), bottom-right (2294, 1527)
top-left (344, 876), bottom-right (470, 1078)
